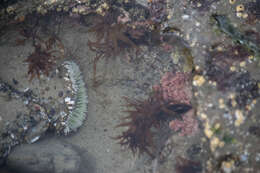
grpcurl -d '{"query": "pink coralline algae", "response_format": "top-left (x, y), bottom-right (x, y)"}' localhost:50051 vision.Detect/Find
top-left (153, 72), bottom-right (192, 104)
top-left (169, 109), bottom-right (198, 136)
top-left (154, 72), bottom-right (198, 136)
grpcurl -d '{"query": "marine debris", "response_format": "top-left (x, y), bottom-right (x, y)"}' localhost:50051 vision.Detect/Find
top-left (62, 61), bottom-right (88, 135)
top-left (115, 89), bottom-right (191, 158)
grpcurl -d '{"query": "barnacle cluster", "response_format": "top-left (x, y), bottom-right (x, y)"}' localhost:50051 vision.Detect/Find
top-left (115, 90), bottom-right (191, 157)
top-left (24, 36), bottom-right (64, 81)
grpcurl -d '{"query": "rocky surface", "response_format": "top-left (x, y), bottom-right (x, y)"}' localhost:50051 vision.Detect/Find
top-left (6, 138), bottom-right (81, 173)
top-left (0, 0), bottom-right (260, 173)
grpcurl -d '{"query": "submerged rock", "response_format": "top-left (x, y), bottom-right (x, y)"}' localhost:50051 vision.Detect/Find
top-left (6, 138), bottom-right (81, 173)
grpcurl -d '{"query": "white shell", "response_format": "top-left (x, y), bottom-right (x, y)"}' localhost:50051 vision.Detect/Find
top-left (64, 97), bottom-right (71, 102)
top-left (30, 136), bottom-right (40, 143)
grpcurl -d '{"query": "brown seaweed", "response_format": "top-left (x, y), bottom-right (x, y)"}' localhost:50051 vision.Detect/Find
top-left (114, 90), bottom-right (191, 157)
top-left (87, 9), bottom-right (142, 86)
top-left (205, 45), bottom-right (259, 106)
top-left (24, 36), bottom-right (64, 81)
top-left (205, 44), bottom-right (250, 91)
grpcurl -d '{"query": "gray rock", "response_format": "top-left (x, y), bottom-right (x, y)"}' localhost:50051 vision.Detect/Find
top-left (6, 138), bottom-right (81, 173)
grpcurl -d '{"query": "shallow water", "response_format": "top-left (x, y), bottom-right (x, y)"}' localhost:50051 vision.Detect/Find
top-left (0, 0), bottom-right (260, 173)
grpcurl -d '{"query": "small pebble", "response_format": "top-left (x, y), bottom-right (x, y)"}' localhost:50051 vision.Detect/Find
top-left (236, 12), bottom-right (243, 18)
top-left (242, 13), bottom-right (248, 19)
top-left (221, 160), bottom-right (235, 173)
top-left (193, 75), bottom-right (205, 86)
top-left (235, 109), bottom-right (244, 127)
top-left (239, 61), bottom-right (246, 67)
top-left (65, 97), bottom-right (71, 102)
top-left (255, 153), bottom-right (260, 161)
top-left (231, 100), bottom-right (237, 107)
top-left (210, 137), bottom-right (220, 151)
top-left (230, 66), bottom-right (236, 71)
top-left (182, 14), bottom-right (190, 20)
top-left (240, 154), bottom-right (248, 162)
top-left (218, 98), bottom-right (226, 109)
top-left (223, 113), bottom-right (232, 120)
top-left (248, 55), bottom-right (254, 60)
top-left (200, 113), bottom-right (207, 120)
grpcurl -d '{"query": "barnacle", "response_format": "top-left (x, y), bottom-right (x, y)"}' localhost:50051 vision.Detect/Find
top-left (24, 36), bottom-right (64, 81)
top-left (114, 90), bottom-right (192, 157)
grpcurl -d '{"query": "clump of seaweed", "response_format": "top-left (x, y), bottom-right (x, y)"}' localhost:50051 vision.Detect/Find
top-left (15, 10), bottom-right (64, 46)
top-left (205, 45), bottom-right (259, 107)
top-left (87, 8), bottom-right (141, 86)
top-left (114, 90), bottom-right (192, 157)
top-left (24, 36), bottom-right (64, 81)
top-left (87, 1), bottom-right (169, 86)
top-left (175, 156), bottom-right (202, 173)
top-left (212, 14), bottom-right (260, 62)
top-left (205, 44), bottom-right (249, 91)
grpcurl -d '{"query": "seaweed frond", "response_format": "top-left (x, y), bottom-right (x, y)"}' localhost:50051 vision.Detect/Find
top-left (87, 9), bottom-right (141, 86)
top-left (114, 90), bottom-right (192, 157)
top-left (24, 36), bottom-right (64, 81)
